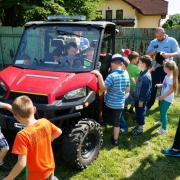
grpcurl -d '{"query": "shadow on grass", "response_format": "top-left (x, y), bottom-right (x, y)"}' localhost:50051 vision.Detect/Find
top-left (52, 141), bottom-right (80, 180)
top-left (101, 124), bottom-right (159, 151)
top-left (122, 154), bottom-right (180, 180)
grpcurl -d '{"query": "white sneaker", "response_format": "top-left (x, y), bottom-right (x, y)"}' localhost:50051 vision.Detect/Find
top-left (156, 128), bottom-right (168, 135)
top-left (154, 121), bottom-right (162, 125)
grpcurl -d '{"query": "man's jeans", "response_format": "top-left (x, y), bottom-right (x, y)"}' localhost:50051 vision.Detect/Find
top-left (147, 66), bottom-right (166, 109)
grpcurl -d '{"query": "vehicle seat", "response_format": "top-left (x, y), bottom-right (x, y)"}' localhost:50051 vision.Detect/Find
top-left (51, 39), bottom-right (65, 50)
top-left (99, 53), bottom-right (112, 80)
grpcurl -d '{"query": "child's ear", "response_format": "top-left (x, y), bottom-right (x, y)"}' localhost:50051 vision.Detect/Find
top-left (33, 106), bottom-right (36, 114)
top-left (13, 114), bottom-right (20, 121)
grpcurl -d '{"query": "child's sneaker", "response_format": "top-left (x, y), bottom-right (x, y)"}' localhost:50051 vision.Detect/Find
top-left (111, 136), bottom-right (119, 146)
top-left (161, 147), bottom-right (180, 157)
top-left (132, 128), bottom-right (143, 136)
top-left (156, 128), bottom-right (168, 135)
top-left (0, 162), bottom-right (11, 171)
top-left (154, 121), bottom-right (162, 125)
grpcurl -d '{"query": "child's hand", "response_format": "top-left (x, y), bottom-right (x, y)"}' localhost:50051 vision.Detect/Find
top-left (138, 101), bottom-right (143, 107)
top-left (155, 84), bottom-right (162, 88)
top-left (91, 70), bottom-right (101, 76)
top-left (157, 96), bottom-right (163, 101)
top-left (131, 77), bottom-right (136, 84)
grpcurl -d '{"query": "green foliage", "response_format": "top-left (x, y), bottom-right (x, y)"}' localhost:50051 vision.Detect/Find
top-left (162, 22), bottom-right (170, 28)
top-left (166, 19), bottom-right (173, 27)
top-left (162, 14), bottom-right (180, 29)
top-left (63, 0), bottom-right (105, 20)
top-left (0, 0), bottom-right (104, 26)
top-left (169, 14), bottom-right (180, 25)
top-left (0, 0), bottom-right (66, 26)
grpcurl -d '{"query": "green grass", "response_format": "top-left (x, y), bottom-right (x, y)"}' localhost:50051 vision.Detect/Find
top-left (1, 96), bottom-right (180, 180)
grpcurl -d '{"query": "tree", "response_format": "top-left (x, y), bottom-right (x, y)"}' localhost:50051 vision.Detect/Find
top-left (63, 0), bottom-right (104, 20)
top-left (0, 0), bottom-right (104, 27)
top-left (162, 14), bottom-right (180, 29)
top-left (169, 14), bottom-right (180, 26)
top-left (0, 0), bottom-right (67, 26)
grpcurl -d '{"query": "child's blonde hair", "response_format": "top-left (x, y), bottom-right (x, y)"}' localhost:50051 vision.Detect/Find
top-left (164, 60), bottom-right (179, 94)
top-left (12, 95), bottom-right (34, 118)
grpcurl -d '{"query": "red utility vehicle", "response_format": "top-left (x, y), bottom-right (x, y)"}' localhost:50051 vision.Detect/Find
top-left (0, 15), bottom-right (117, 169)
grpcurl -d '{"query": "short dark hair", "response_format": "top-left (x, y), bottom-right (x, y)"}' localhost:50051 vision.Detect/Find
top-left (128, 51), bottom-right (139, 61)
top-left (139, 55), bottom-right (152, 68)
top-left (52, 48), bottom-right (62, 57)
top-left (67, 42), bottom-right (77, 49)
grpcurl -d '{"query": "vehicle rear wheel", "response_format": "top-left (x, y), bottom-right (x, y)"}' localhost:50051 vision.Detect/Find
top-left (61, 119), bottom-right (103, 169)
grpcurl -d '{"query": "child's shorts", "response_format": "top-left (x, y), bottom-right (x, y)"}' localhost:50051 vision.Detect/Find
top-left (0, 128), bottom-right (8, 148)
top-left (125, 89), bottom-right (135, 107)
top-left (105, 105), bottom-right (123, 127)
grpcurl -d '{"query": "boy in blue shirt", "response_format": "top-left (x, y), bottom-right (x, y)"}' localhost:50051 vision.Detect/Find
top-left (91, 54), bottom-right (130, 146)
top-left (132, 55), bottom-right (152, 136)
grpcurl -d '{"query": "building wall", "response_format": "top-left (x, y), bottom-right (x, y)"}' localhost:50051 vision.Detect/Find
top-left (135, 11), bottom-right (161, 28)
top-left (99, 0), bottom-right (162, 28)
top-left (99, 0), bottom-right (135, 19)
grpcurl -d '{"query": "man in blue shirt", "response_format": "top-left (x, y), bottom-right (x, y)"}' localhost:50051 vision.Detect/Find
top-left (146, 27), bottom-right (179, 109)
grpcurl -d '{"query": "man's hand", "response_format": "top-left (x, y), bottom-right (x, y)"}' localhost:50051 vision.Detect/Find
top-left (161, 52), bottom-right (170, 59)
top-left (139, 101), bottom-right (143, 107)
top-left (149, 67), bottom-right (156, 72)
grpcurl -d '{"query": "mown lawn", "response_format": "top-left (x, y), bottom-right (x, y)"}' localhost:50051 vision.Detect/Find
top-left (1, 94), bottom-right (180, 180)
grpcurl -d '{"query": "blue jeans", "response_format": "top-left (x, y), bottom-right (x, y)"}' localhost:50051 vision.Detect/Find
top-left (119, 110), bottom-right (128, 130)
top-left (159, 100), bottom-right (171, 130)
top-left (147, 67), bottom-right (166, 109)
top-left (135, 102), bottom-right (147, 126)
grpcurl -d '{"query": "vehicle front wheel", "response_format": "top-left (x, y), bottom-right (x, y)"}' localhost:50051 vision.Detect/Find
top-left (61, 119), bottom-right (103, 170)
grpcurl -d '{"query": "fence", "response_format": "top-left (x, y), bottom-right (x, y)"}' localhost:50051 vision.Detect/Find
top-left (0, 26), bottom-right (180, 68)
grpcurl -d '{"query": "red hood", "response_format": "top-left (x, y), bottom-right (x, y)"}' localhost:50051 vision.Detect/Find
top-left (0, 66), bottom-right (98, 104)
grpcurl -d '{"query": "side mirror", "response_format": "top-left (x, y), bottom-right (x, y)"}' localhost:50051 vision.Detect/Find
top-left (115, 29), bottom-right (119, 35)
top-left (10, 49), bottom-right (14, 58)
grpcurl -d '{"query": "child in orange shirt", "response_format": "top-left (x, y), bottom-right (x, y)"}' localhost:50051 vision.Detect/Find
top-left (3, 96), bottom-right (62, 180)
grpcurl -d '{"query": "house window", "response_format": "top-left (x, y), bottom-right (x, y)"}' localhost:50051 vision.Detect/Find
top-left (116, 10), bottom-right (123, 19)
top-left (106, 10), bottom-right (112, 20)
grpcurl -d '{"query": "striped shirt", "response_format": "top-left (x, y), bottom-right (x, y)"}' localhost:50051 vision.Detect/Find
top-left (104, 69), bottom-right (130, 109)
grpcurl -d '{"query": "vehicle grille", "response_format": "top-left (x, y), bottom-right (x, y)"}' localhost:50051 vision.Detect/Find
top-left (9, 92), bottom-right (48, 104)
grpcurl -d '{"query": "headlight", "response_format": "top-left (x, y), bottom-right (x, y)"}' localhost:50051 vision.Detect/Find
top-left (0, 81), bottom-right (7, 91)
top-left (64, 87), bottom-right (86, 100)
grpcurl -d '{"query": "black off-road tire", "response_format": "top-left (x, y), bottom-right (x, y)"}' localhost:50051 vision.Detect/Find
top-left (61, 119), bottom-right (103, 170)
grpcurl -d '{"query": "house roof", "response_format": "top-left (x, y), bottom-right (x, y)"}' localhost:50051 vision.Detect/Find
top-left (123, 0), bottom-right (168, 16)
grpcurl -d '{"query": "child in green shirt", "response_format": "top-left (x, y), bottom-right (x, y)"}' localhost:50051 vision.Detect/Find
top-left (125, 51), bottom-right (140, 114)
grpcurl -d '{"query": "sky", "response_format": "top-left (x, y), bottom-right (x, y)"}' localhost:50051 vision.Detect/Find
top-left (167, 0), bottom-right (180, 15)
top-left (160, 0), bottom-right (180, 25)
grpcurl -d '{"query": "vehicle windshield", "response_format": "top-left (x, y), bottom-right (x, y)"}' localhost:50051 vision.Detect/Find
top-left (14, 25), bottom-right (100, 72)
